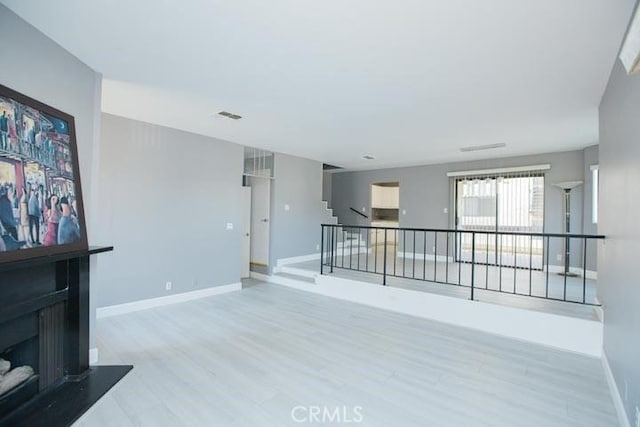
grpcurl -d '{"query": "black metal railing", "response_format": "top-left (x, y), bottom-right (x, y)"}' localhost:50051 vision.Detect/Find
top-left (320, 224), bottom-right (605, 305)
top-left (349, 207), bottom-right (369, 219)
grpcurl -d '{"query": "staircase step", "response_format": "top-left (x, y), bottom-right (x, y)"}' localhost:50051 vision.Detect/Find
top-left (275, 272), bottom-right (315, 284)
top-left (280, 266), bottom-right (318, 278)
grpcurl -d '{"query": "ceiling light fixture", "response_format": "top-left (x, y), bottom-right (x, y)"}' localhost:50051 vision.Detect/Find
top-left (620, 4), bottom-right (640, 75)
top-left (460, 143), bottom-right (506, 152)
top-left (218, 111), bottom-right (242, 120)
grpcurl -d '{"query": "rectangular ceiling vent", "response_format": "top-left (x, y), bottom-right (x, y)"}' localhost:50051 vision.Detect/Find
top-left (218, 111), bottom-right (242, 120)
top-left (460, 143), bottom-right (506, 152)
top-left (323, 163), bottom-right (343, 170)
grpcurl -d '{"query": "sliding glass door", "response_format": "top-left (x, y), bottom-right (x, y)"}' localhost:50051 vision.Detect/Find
top-left (455, 174), bottom-right (544, 269)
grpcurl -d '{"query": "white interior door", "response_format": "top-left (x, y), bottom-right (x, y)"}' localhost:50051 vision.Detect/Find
top-left (241, 187), bottom-right (251, 277)
top-left (250, 177), bottom-right (270, 266)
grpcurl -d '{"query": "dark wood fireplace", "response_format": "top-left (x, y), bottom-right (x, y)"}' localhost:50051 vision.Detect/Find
top-left (0, 247), bottom-right (132, 426)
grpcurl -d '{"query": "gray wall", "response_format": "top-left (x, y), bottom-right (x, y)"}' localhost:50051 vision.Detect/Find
top-left (97, 114), bottom-right (244, 306)
top-left (322, 171), bottom-right (333, 207)
top-left (332, 150), bottom-right (595, 267)
top-left (599, 59), bottom-right (640, 423)
top-left (269, 153), bottom-right (324, 269)
top-left (0, 5), bottom-right (103, 347)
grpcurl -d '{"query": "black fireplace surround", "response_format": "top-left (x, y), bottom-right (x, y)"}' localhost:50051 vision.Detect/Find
top-left (0, 247), bottom-right (132, 426)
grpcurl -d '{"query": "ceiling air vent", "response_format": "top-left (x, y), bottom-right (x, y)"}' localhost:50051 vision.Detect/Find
top-left (323, 163), bottom-right (343, 170)
top-left (460, 143), bottom-right (506, 152)
top-left (362, 155), bottom-right (375, 160)
top-left (218, 111), bottom-right (242, 120)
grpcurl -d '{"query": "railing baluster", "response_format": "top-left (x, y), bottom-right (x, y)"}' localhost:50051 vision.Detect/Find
top-left (529, 235), bottom-right (533, 296)
top-left (563, 237), bottom-right (568, 301)
top-left (341, 226), bottom-right (345, 268)
top-left (545, 236), bottom-right (550, 299)
top-left (412, 230), bottom-right (416, 279)
top-left (383, 229), bottom-right (388, 286)
top-left (583, 237), bottom-right (587, 304)
top-left (485, 232), bottom-right (489, 289)
top-left (499, 233), bottom-right (503, 292)
top-left (513, 234), bottom-right (517, 294)
top-left (365, 228), bottom-right (370, 273)
top-left (330, 225), bottom-right (335, 273)
top-left (394, 230), bottom-right (397, 277)
top-left (434, 231), bottom-right (438, 282)
top-left (446, 231), bottom-right (449, 284)
top-left (423, 230), bottom-right (427, 280)
top-left (457, 231), bottom-right (462, 286)
top-left (470, 231), bottom-right (476, 301)
top-left (320, 225), bottom-right (324, 275)
top-left (349, 227), bottom-right (354, 270)
top-left (374, 228), bottom-right (378, 273)
top-left (403, 230), bottom-right (406, 278)
top-left (357, 228), bottom-right (361, 271)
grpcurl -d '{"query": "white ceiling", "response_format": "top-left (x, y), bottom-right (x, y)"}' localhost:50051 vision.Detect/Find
top-left (2, 0), bottom-right (636, 170)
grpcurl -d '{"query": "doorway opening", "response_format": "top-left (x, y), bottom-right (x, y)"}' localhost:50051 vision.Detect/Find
top-left (243, 147), bottom-right (274, 274)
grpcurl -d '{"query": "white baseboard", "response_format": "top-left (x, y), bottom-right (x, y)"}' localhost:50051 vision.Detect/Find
top-left (602, 349), bottom-right (631, 427)
top-left (89, 347), bottom-right (99, 365)
top-left (276, 253), bottom-right (322, 267)
top-left (396, 252), bottom-right (453, 263)
top-left (96, 282), bottom-right (242, 318)
top-left (547, 265), bottom-right (598, 280)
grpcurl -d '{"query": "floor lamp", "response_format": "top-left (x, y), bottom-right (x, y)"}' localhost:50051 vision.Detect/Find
top-left (553, 181), bottom-right (583, 276)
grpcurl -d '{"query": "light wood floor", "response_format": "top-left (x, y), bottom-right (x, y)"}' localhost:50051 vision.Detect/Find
top-left (74, 282), bottom-right (617, 427)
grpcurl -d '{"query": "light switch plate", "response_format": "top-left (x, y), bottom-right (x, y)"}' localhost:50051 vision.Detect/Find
top-left (226, 223), bottom-right (234, 230)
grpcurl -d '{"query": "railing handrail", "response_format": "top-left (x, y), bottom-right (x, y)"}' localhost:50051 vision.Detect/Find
top-left (349, 208), bottom-right (369, 219)
top-left (321, 223), bottom-right (605, 240)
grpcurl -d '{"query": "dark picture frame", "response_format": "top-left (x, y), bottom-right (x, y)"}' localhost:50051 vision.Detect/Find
top-left (0, 83), bottom-right (88, 263)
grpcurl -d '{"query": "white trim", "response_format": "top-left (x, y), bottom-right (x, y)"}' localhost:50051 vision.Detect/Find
top-left (590, 164), bottom-right (600, 171)
top-left (446, 164), bottom-right (551, 178)
top-left (89, 348), bottom-right (99, 365)
top-left (396, 252), bottom-right (453, 263)
top-left (602, 350), bottom-right (632, 427)
top-left (280, 266), bottom-right (318, 278)
top-left (276, 253), bottom-right (321, 267)
top-left (96, 282), bottom-right (241, 318)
